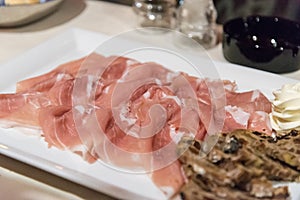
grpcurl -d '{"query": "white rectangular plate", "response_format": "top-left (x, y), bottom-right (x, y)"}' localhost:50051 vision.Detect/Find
top-left (0, 28), bottom-right (299, 200)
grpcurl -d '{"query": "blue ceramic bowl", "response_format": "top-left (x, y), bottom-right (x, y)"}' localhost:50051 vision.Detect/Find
top-left (223, 15), bottom-right (300, 73)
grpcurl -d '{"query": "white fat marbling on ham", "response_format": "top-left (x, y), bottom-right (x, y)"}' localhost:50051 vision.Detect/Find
top-left (143, 91), bottom-right (151, 99)
top-left (224, 80), bottom-right (237, 91)
top-left (255, 110), bottom-right (267, 118)
top-left (103, 85), bottom-right (110, 94)
top-left (248, 111), bottom-right (272, 134)
top-left (75, 105), bottom-right (85, 115)
top-left (169, 126), bottom-right (195, 144)
top-left (161, 92), bottom-right (181, 106)
top-left (169, 126), bottom-right (183, 144)
top-left (225, 105), bottom-right (250, 127)
top-left (28, 98), bottom-right (42, 109)
top-left (166, 72), bottom-right (180, 83)
top-left (86, 75), bottom-right (95, 97)
top-left (126, 59), bottom-right (138, 66)
top-left (155, 78), bottom-right (162, 85)
top-left (56, 73), bottom-right (66, 82)
top-left (118, 68), bottom-right (129, 83)
top-left (251, 90), bottom-right (260, 101)
top-left (119, 104), bottom-right (136, 126)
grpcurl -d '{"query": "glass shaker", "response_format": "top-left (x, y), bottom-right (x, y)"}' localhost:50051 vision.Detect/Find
top-left (132, 0), bottom-right (177, 29)
top-left (178, 0), bottom-right (218, 49)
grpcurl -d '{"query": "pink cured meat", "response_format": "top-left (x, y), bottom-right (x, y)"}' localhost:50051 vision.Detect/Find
top-left (16, 57), bottom-right (87, 93)
top-left (0, 53), bottom-right (274, 198)
top-left (225, 90), bottom-right (272, 135)
top-left (248, 111), bottom-right (272, 134)
top-left (0, 92), bottom-right (50, 127)
top-left (0, 56), bottom-right (87, 127)
top-left (38, 105), bottom-right (97, 163)
top-left (0, 76), bottom-right (75, 127)
top-left (0, 54), bottom-right (106, 128)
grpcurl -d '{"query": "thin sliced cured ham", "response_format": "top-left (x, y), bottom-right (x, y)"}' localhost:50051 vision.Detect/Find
top-left (0, 92), bottom-right (50, 127)
top-left (16, 57), bottom-right (87, 92)
top-left (0, 77), bottom-right (75, 127)
top-left (225, 90), bottom-right (272, 134)
top-left (0, 53), bottom-right (273, 198)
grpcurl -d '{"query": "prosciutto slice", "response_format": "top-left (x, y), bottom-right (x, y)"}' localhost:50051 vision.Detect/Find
top-left (0, 53), bottom-right (273, 198)
top-left (16, 57), bottom-right (87, 93)
top-left (225, 90), bottom-right (272, 134)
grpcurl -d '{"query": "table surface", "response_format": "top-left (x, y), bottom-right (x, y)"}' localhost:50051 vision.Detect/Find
top-left (0, 1), bottom-right (299, 200)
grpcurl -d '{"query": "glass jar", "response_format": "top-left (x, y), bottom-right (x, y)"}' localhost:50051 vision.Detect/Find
top-left (178, 0), bottom-right (218, 49)
top-left (132, 0), bottom-right (177, 29)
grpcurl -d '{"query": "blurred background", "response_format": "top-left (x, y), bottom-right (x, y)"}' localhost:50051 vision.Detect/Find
top-left (103, 0), bottom-right (300, 24)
